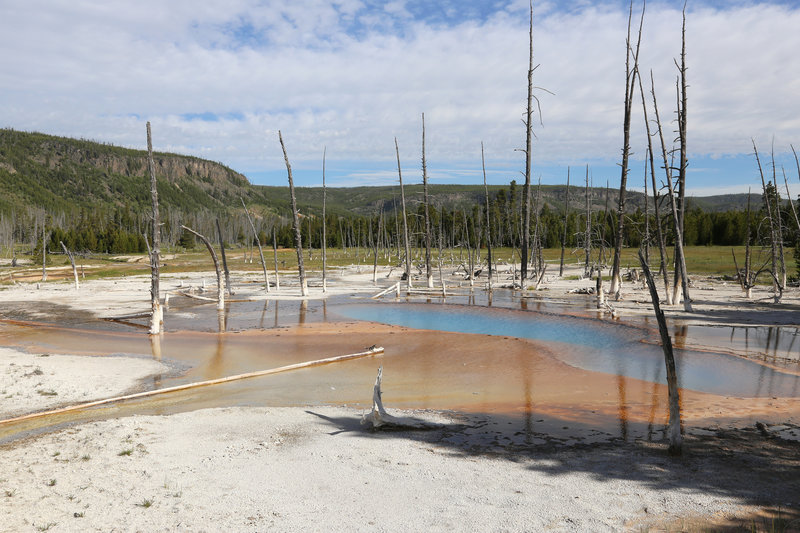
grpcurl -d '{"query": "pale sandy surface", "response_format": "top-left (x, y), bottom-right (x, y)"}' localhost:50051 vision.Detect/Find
top-left (1, 263), bottom-right (799, 531)
top-left (3, 406), bottom-right (791, 533)
top-left (0, 348), bottom-right (168, 420)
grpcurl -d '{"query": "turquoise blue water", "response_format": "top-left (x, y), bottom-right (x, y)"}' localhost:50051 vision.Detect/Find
top-left (336, 303), bottom-right (800, 398)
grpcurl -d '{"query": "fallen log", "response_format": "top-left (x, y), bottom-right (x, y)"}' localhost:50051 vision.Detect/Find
top-left (0, 346), bottom-right (385, 427)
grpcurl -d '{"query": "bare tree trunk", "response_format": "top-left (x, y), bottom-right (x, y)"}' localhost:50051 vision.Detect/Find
top-left (146, 122), bottom-right (162, 334)
top-left (59, 241), bottom-right (79, 290)
top-left (584, 165), bottom-right (591, 276)
top-left (41, 223), bottom-right (47, 282)
top-left (521, 0), bottom-right (534, 283)
top-left (182, 225), bottom-right (224, 310)
top-left (638, 250), bottom-right (682, 456)
top-left (784, 150), bottom-right (800, 235)
top-left (560, 166), bottom-right (570, 276)
top-left (482, 142), bottom-right (493, 292)
top-left (278, 131), bottom-right (308, 297)
top-left (652, 75), bottom-right (692, 311)
top-left (673, 6), bottom-right (689, 304)
top-left (422, 113), bottom-right (433, 288)
top-left (610, 0), bottom-right (644, 297)
top-left (395, 138), bottom-right (412, 291)
top-left (272, 227), bottom-right (280, 290)
top-left (241, 198), bottom-right (270, 292)
top-left (216, 218), bottom-right (233, 296)
top-left (639, 71), bottom-right (671, 304)
top-left (322, 147), bottom-right (328, 293)
top-left (753, 141), bottom-right (781, 301)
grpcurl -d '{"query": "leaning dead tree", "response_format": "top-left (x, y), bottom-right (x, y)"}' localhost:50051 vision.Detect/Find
top-left (610, 0), bottom-right (644, 297)
top-left (181, 225), bottom-right (224, 310)
top-left (59, 241), bottom-right (79, 290)
top-left (146, 122), bottom-right (163, 335)
top-left (241, 198), bottom-right (270, 292)
top-left (638, 250), bottom-right (682, 456)
top-left (278, 131), bottom-right (308, 297)
top-left (395, 137), bottom-right (412, 291)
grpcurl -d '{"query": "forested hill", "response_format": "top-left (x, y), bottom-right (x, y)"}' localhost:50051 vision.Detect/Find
top-left (0, 128), bottom-right (759, 218)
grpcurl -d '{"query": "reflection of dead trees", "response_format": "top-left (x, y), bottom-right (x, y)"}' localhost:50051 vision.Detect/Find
top-left (638, 250), bottom-right (682, 456)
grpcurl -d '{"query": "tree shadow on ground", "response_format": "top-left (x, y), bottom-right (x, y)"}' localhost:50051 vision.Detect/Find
top-left (306, 408), bottom-right (800, 516)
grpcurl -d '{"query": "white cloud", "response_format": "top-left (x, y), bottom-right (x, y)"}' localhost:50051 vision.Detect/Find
top-left (1, 1), bottom-right (799, 189)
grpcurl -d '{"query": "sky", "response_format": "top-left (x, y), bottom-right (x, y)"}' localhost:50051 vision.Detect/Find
top-left (2, 0), bottom-right (800, 197)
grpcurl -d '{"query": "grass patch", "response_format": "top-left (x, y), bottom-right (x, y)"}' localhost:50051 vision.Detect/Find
top-left (136, 498), bottom-right (154, 508)
top-left (36, 389), bottom-right (57, 397)
top-left (117, 448), bottom-right (133, 456)
top-left (35, 523), bottom-right (57, 532)
top-left (46, 479), bottom-right (56, 487)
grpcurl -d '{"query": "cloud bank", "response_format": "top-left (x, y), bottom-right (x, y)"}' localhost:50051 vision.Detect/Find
top-left (1, 0), bottom-right (799, 189)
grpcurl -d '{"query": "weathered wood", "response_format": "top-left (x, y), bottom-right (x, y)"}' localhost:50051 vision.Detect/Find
top-left (0, 347), bottom-right (384, 427)
top-left (241, 198), bottom-right (270, 292)
top-left (278, 131), bottom-right (308, 296)
top-left (610, 0), bottom-right (644, 297)
top-left (41, 223), bottom-right (47, 282)
top-left (146, 122), bottom-right (163, 334)
top-left (395, 137), bottom-right (412, 290)
top-left (422, 113), bottom-right (433, 288)
top-left (216, 218), bottom-right (233, 296)
top-left (651, 74), bottom-right (692, 311)
top-left (559, 166), bottom-right (570, 276)
top-left (521, 0), bottom-right (534, 283)
top-left (639, 71), bottom-right (671, 304)
top-left (59, 241), bottom-right (79, 290)
top-left (482, 142), bottom-right (492, 292)
top-left (361, 366), bottom-right (439, 430)
top-left (638, 250), bottom-right (682, 456)
top-left (181, 225), bottom-right (224, 310)
top-left (272, 227), bottom-right (281, 290)
top-left (322, 147), bottom-right (328, 293)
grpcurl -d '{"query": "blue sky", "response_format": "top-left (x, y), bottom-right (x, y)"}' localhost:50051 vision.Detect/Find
top-left (2, 0), bottom-right (800, 197)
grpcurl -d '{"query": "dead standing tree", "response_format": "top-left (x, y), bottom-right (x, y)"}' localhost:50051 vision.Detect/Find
top-left (482, 142), bottom-right (493, 292)
top-left (752, 141), bottom-right (785, 302)
top-left (638, 250), bottom-right (682, 455)
top-left (59, 241), bottom-right (79, 290)
top-left (421, 113), bottom-right (433, 289)
top-left (639, 70), bottom-right (671, 304)
top-left (146, 122), bottom-right (163, 335)
top-left (610, 0), bottom-right (644, 298)
top-left (651, 72), bottom-right (692, 312)
top-left (181, 225), bottom-right (225, 310)
top-left (241, 198), bottom-right (270, 292)
top-left (395, 137), bottom-right (412, 291)
top-left (322, 147), bottom-right (328, 293)
top-left (216, 218), bottom-right (233, 296)
top-left (520, 0), bottom-right (536, 284)
top-left (559, 166), bottom-right (570, 276)
top-left (278, 131), bottom-right (309, 297)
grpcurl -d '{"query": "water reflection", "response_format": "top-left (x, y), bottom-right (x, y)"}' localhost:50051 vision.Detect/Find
top-left (336, 304), bottom-right (800, 398)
